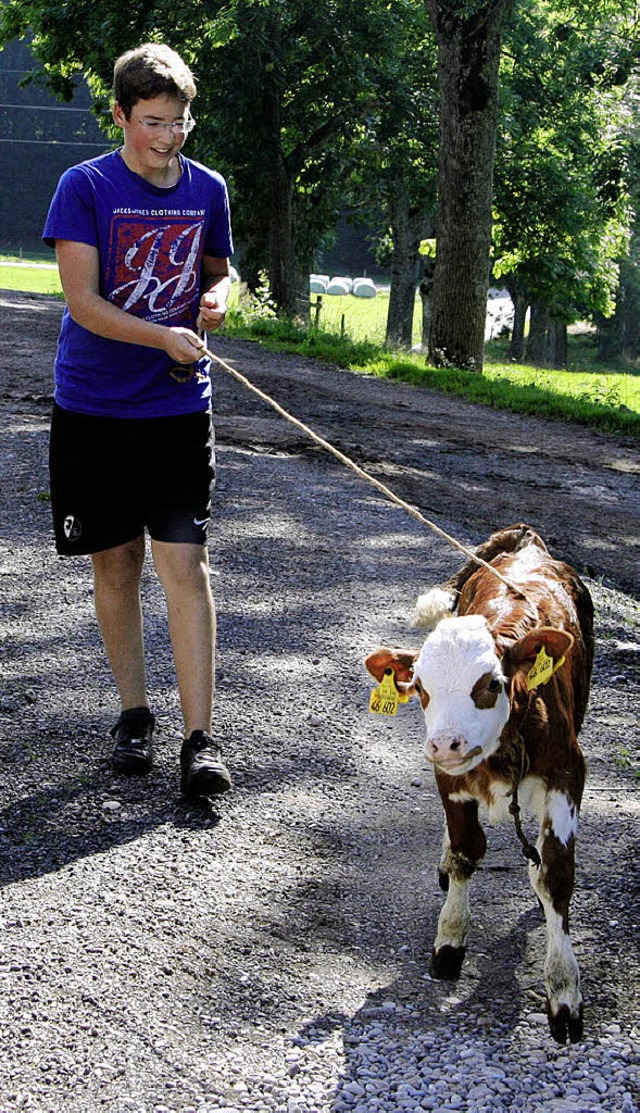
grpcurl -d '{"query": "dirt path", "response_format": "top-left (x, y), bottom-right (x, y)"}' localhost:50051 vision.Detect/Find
top-left (210, 337), bottom-right (639, 597)
top-left (0, 291), bottom-right (638, 1111)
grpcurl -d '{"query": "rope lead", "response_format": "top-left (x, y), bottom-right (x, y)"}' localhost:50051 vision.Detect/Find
top-left (509, 795), bottom-right (542, 869)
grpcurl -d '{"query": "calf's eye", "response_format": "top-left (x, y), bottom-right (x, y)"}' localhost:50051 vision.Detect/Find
top-left (471, 670), bottom-right (502, 709)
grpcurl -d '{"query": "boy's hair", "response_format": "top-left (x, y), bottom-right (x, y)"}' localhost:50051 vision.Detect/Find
top-left (113, 43), bottom-right (196, 117)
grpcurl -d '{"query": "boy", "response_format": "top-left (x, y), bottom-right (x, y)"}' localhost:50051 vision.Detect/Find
top-left (43, 43), bottom-right (234, 797)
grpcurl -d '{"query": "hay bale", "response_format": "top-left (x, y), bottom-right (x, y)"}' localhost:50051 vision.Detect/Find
top-left (326, 277), bottom-right (352, 295)
top-left (352, 278), bottom-right (377, 298)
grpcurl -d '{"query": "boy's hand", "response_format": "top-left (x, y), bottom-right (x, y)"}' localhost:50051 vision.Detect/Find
top-left (164, 327), bottom-right (206, 364)
top-left (198, 289), bottom-right (227, 332)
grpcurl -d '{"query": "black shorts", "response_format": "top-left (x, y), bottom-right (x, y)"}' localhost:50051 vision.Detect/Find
top-left (49, 404), bottom-right (215, 555)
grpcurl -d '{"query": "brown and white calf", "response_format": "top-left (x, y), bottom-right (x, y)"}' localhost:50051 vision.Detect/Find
top-left (365, 524), bottom-right (594, 1044)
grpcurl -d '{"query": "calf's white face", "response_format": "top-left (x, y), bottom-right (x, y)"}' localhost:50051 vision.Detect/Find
top-left (413, 615), bottom-right (510, 774)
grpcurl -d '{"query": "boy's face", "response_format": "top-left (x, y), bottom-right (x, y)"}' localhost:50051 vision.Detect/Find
top-left (113, 94), bottom-right (193, 182)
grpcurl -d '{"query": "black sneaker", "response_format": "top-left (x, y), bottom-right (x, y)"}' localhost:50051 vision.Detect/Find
top-left (110, 706), bottom-right (155, 774)
top-left (180, 731), bottom-right (232, 797)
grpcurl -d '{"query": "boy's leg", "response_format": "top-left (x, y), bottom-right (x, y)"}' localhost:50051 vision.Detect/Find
top-left (145, 411), bottom-right (229, 795)
top-left (150, 539), bottom-right (215, 734)
top-left (91, 535), bottom-right (148, 711)
top-left (151, 539), bottom-right (230, 796)
top-left (92, 536), bottom-right (155, 775)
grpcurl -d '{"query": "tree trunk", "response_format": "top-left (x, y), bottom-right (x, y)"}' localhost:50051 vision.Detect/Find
top-left (552, 320), bottom-right (568, 369)
top-left (526, 303), bottom-right (568, 368)
top-left (510, 296), bottom-right (528, 361)
top-left (263, 77), bottom-right (299, 318)
top-left (385, 181), bottom-right (428, 348)
top-left (239, 213), bottom-right (268, 294)
top-left (504, 274), bottom-right (528, 361)
top-left (526, 300), bottom-right (551, 365)
top-left (596, 309), bottom-right (623, 361)
top-left (425, 0), bottom-right (512, 371)
top-left (420, 261), bottom-right (436, 349)
top-left (597, 250), bottom-right (640, 360)
top-left (268, 152), bottom-right (298, 316)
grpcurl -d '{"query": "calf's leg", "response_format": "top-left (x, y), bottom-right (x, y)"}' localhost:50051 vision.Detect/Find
top-left (530, 793), bottom-right (583, 1044)
top-left (431, 797), bottom-right (486, 980)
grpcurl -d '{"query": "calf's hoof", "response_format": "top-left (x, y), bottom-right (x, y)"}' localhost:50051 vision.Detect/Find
top-left (547, 1000), bottom-right (584, 1044)
top-left (430, 944), bottom-right (465, 980)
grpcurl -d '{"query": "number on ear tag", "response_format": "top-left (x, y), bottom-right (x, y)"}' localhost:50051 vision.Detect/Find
top-left (369, 669), bottom-right (409, 716)
top-left (527, 646), bottom-right (565, 691)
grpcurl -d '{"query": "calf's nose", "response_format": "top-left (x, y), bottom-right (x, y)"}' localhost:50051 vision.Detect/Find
top-left (426, 734), bottom-right (465, 759)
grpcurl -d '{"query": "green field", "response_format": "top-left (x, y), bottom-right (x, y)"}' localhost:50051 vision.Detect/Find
top-left (0, 255), bottom-right (62, 296)
top-left (310, 287), bottom-right (407, 344)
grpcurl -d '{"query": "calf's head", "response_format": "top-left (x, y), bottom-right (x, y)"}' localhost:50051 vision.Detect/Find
top-left (365, 615), bottom-right (573, 776)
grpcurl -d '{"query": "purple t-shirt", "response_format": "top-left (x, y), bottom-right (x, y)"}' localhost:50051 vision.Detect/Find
top-left (43, 149), bottom-right (234, 418)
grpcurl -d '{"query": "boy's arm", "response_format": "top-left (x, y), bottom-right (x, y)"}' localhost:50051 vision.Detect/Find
top-left (198, 255), bottom-right (231, 333)
top-left (55, 240), bottom-right (206, 365)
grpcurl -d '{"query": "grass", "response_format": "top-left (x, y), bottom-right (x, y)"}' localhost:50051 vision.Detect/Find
top-left (0, 253), bottom-right (62, 296)
top-left (2, 253), bottom-right (638, 435)
top-left (310, 286), bottom-right (398, 345)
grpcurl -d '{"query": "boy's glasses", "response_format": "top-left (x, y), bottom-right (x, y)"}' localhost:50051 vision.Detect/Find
top-left (134, 113), bottom-right (196, 136)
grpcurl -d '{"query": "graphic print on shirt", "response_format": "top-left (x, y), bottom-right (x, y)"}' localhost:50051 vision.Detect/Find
top-left (106, 215), bottom-right (204, 325)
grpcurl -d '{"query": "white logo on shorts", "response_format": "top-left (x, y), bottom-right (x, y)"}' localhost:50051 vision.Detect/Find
top-left (63, 515), bottom-right (82, 541)
top-left (193, 516), bottom-right (210, 528)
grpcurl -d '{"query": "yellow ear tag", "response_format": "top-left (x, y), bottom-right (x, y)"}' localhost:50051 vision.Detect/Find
top-left (369, 669), bottom-right (409, 716)
top-left (527, 647), bottom-right (565, 691)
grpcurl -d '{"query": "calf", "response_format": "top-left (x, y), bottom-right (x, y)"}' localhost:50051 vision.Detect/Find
top-left (365, 524), bottom-right (594, 1043)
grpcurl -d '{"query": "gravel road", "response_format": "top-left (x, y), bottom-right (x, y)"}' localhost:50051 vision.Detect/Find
top-left (0, 292), bottom-right (638, 1112)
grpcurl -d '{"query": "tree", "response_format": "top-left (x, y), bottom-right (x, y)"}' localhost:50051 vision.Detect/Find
top-left (424, 0), bottom-right (514, 371)
top-left (380, 10), bottom-right (438, 349)
top-left (344, 1), bottom-right (438, 348)
top-left (493, 2), bottom-right (633, 367)
top-left (596, 224), bottom-right (640, 359)
top-left (199, 0), bottom-right (397, 316)
top-left (596, 79), bottom-right (640, 359)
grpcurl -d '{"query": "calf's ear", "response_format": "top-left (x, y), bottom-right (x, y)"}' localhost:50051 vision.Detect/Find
top-left (364, 646), bottom-right (419, 688)
top-left (502, 626), bottom-right (574, 678)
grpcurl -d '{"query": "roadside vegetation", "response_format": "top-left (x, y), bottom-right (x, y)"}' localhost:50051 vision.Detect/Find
top-left (225, 284), bottom-right (640, 438)
top-left (2, 256), bottom-right (638, 436)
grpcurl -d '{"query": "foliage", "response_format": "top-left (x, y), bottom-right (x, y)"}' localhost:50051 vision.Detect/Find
top-left (197, 0), bottom-right (404, 301)
top-left (225, 272), bottom-right (277, 327)
top-left (493, 0), bottom-right (636, 322)
top-left (342, 2), bottom-right (438, 252)
top-left (596, 78), bottom-right (640, 357)
top-left (419, 238), bottom-right (437, 258)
